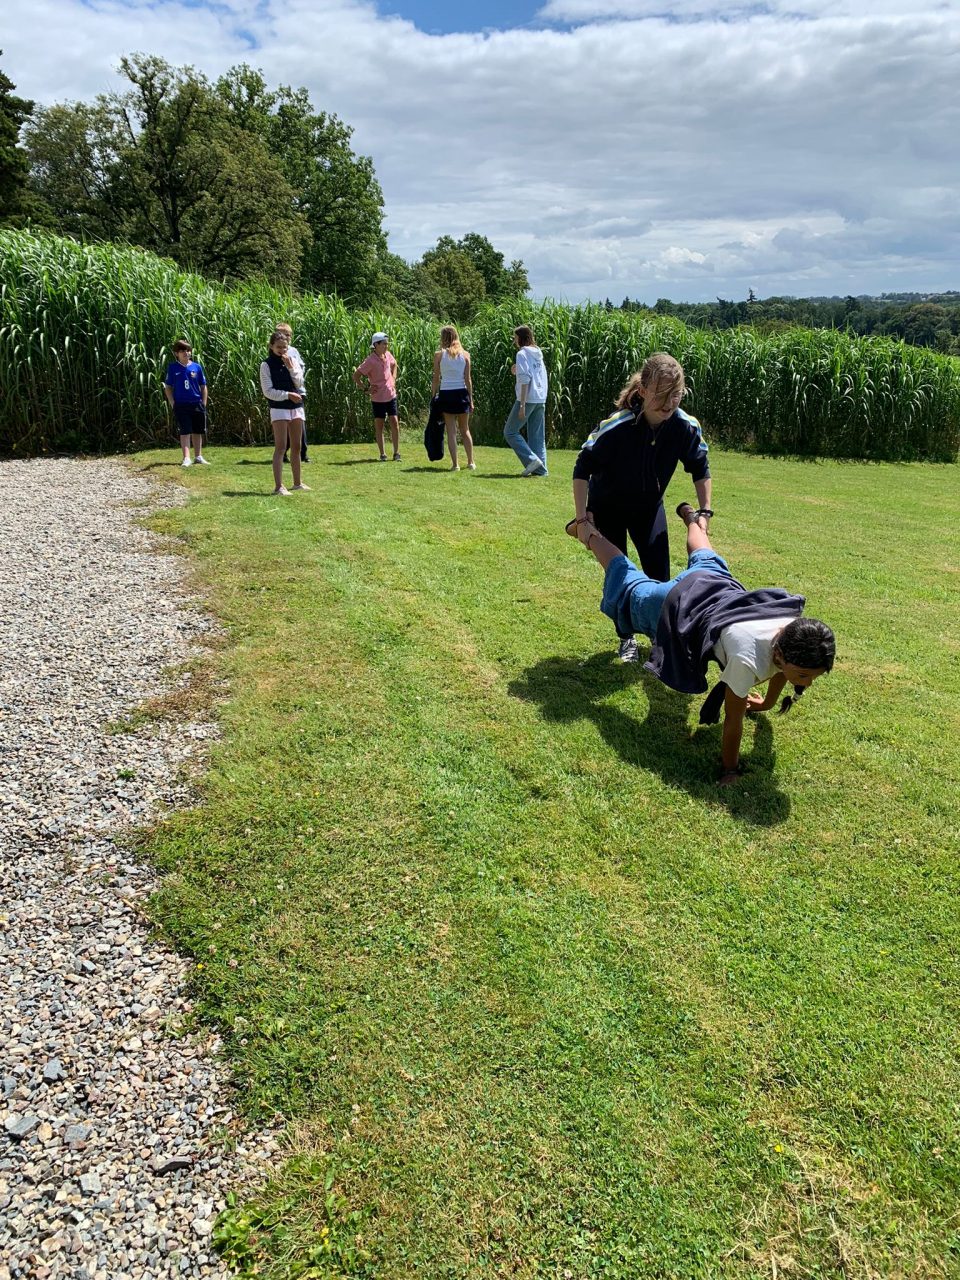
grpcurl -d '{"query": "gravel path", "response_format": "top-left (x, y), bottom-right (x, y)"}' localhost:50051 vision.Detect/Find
top-left (0, 459), bottom-right (274, 1280)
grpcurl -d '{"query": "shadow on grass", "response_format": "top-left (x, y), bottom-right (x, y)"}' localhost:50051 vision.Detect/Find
top-left (221, 491), bottom-right (277, 499)
top-left (136, 461), bottom-right (187, 471)
top-left (329, 458), bottom-right (386, 467)
top-left (471, 472), bottom-right (527, 480)
top-left (509, 652), bottom-right (790, 828)
top-left (237, 458), bottom-right (274, 466)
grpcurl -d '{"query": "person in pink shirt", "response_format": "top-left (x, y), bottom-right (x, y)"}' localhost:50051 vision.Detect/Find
top-left (353, 332), bottom-right (401, 461)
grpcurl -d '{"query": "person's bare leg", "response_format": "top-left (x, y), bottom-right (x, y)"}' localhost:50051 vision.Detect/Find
top-left (180, 437), bottom-right (191, 463)
top-left (271, 422), bottom-right (288, 492)
top-left (192, 433), bottom-right (204, 460)
top-left (375, 418), bottom-right (386, 457)
top-left (289, 421), bottom-right (304, 487)
top-left (460, 416), bottom-right (475, 467)
top-left (676, 502), bottom-right (713, 553)
top-left (577, 521), bottom-right (626, 570)
top-left (389, 415), bottom-right (400, 457)
top-left (444, 415), bottom-right (459, 468)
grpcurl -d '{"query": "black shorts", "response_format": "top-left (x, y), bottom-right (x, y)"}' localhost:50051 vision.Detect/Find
top-left (371, 398), bottom-right (398, 419)
top-left (174, 404), bottom-right (207, 436)
top-left (436, 388), bottom-right (471, 415)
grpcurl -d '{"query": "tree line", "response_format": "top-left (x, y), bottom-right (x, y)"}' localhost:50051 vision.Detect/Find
top-left (611, 291), bottom-right (960, 356)
top-left (0, 52), bottom-right (527, 323)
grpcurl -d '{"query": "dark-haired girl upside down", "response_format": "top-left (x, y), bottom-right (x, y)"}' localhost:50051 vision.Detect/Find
top-left (569, 504), bottom-right (835, 786)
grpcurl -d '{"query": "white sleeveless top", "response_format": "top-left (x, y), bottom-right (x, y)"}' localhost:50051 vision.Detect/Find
top-left (439, 350), bottom-right (467, 390)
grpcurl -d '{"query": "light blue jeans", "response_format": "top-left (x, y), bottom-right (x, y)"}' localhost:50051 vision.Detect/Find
top-left (503, 401), bottom-right (547, 473)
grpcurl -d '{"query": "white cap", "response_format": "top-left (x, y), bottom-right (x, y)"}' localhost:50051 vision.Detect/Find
top-left (371, 331), bottom-right (388, 346)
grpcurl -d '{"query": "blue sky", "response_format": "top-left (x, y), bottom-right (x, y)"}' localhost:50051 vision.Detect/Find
top-left (380, 1), bottom-right (549, 34)
top-left (4, 0), bottom-right (958, 303)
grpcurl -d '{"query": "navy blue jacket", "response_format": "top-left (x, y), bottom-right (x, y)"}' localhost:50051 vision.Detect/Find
top-left (645, 573), bottom-right (805, 694)
top-left (573, 407), bottom-right (710, 511)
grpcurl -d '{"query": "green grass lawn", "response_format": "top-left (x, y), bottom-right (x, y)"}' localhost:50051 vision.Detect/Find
top-left (134, 438), bottom-right (960, 1279)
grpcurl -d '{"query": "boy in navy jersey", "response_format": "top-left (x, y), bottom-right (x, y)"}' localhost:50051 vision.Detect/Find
top-left (163, 340), bottom-right (210, 467)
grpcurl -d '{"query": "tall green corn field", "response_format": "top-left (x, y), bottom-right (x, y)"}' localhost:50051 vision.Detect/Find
top-left (2, 230), bottom-right (958, 461)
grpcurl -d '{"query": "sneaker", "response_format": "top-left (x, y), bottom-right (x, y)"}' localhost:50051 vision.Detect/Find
top-left (522, 458), bottom-right (545, 477)
top-left (466, 462), bottom-right (476, 470)
top-left (449, 464), bottom-right (460, 472)
top-left (180, 457), bottom-right (192, 468)
top-left (273, 485), bottom-right (291, 496)
top-left (194, 455), bottom-right (210, 465)
top-left (301, 455), bottom-right (310, 464)
top-left (291, 483), bottom-right (311, 491)
top-left (618, 637), bottom-right (640, 663)
top-left (393, 452), bottom-right (402, 462)
top-left (379, 453), bottom-right (388, 462)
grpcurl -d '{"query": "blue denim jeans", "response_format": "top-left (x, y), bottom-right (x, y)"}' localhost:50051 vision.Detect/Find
top-left (601, 549), bottom-right (734, 640)
top-left (503, 401), bottom-right (546, 473)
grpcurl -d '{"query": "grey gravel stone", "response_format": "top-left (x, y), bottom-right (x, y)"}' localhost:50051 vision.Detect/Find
top-left (3, 1117), bottom-right (39, 1142)
top-left (0, 460), bottom-right (279, 1279)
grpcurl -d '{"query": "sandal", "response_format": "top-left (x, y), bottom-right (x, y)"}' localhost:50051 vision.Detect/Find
top-left (565, 516), bottom-right (593, 538)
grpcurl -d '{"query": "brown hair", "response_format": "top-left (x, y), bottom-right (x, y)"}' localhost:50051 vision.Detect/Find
top-left (440, 325), bottom-right (463, 358)
top-left (514, 325), bottom-right (535, 347)
top-left (172, 339), bottom-right (192, 354)
top-left (275, 322), bottom-right (293, 337)
top-left (615, 352), bottom-right (685, 411)
top-left (268, 330), bottom-right (288, 352)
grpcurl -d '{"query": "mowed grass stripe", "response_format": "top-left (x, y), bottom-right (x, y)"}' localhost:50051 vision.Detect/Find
top-left (138, 444), bottom-right (960, 1277)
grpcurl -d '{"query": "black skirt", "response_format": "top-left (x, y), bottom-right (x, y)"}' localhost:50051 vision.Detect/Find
top-left (436, 388), bottom-right (471, 415)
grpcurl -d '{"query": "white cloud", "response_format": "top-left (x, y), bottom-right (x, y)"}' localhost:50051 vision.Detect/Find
top-left (2, 0), bottom-right (958, 302)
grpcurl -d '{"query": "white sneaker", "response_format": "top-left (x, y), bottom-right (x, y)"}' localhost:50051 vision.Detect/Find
top-left (180, 457), bottom-right (192, 468)
top-left (194, 456), bottom-right (210, 465)
top-left (522, 458), bottom-right (545, 477)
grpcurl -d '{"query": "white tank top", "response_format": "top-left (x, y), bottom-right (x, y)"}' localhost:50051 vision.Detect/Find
top-left (439, 349), bottom-right (467, 390)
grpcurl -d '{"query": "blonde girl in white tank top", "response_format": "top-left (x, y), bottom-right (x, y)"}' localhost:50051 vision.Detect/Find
top-left (431, 325), bottom-right (476, 471)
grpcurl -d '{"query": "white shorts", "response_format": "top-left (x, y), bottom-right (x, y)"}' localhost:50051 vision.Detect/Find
top-left (270, 407), bottom-right (305, 422)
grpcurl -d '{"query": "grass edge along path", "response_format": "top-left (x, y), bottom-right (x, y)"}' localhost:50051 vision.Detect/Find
top-left (134, 444), bottom-right (960, 1279)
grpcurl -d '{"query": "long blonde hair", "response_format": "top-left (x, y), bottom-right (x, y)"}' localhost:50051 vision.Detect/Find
top-left (440, 325), bottom-right (463, 358)
top-left (616, 352), bottom-right (685, 411)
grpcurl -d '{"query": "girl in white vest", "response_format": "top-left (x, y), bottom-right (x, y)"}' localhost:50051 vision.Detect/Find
top-left (431, 325), bottom-right (476, 471)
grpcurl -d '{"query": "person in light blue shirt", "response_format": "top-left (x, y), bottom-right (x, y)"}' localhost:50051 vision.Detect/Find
top-left (503, 325), bottom-right (549, 476)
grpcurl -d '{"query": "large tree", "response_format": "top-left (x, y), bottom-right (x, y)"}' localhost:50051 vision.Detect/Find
top-left (456, 231), bottom-right (529, 302)
top-left (25, 55), bottom-right (309, 282)
top-left (414, 239), bottom-right (488, 324)
top-left (215, 65), bottom-right (385, 303)
top-left (0, 53), bottom-right (36, 225)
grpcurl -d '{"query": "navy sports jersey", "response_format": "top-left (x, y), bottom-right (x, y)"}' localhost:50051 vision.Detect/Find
top-left (164, 360), bottom-right (207, 406)
top-left (573, 406), bottom-right (709, 510)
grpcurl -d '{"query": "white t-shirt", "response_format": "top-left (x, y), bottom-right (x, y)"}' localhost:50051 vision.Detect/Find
top-left (515, 345), bottom-right (548, 404)
top-left (713, 616), bottom-right (796, 698)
